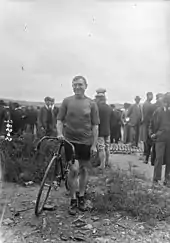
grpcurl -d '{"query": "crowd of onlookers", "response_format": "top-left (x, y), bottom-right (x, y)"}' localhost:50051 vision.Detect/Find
top-left (0, 89), bottom-right (170, 186)
top-left (94, 89), bottom-right (170, 186)
top-left (0, 96), bottom-right (123, 141)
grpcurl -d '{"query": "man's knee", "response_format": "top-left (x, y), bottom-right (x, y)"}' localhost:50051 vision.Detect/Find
top-left (97, 137), bottom-right (105, 152)
top-left (79, 160), bottom-right (89, 174)
top-left (69, 160), bottom-right (79, 177)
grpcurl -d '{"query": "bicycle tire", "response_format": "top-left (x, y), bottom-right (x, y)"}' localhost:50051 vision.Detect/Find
top-left (35, 155), bottom-right (57, 216)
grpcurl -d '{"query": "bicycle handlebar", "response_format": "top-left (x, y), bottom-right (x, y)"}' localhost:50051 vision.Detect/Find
top-left (35, 136), bottom-right (76, 158)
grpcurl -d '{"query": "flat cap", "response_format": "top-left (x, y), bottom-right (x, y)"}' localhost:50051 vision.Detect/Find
top-left (96, 88), bottom-right (106, 94)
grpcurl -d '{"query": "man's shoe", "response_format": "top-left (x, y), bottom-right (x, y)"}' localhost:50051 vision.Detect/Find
top-left (163, 181), bottom-right (170, 188)
top-left (152, 180), bottom-right (162, 188)
top-left (78, 196), bottom-right (87, 212)
top-left (163, 181), bottom-right (167, 186)
top-left (68, 199), bottom-right (77, 216)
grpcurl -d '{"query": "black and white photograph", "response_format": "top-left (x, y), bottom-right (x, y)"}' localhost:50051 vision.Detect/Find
top-left (0, 0), bottom-right (170, 242)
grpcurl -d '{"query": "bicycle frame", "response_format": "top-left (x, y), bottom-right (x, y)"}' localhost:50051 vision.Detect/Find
top-left (35, 136), bottom-right (76, 189)
top-left (35, 136), bottom-right (76, 164)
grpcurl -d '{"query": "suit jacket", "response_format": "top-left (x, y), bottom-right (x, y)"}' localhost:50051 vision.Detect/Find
top-left (142, 101), bottom-right (154, 125)
top-left (37, 106), bottom-right (59, 131)
top-left (110, 109), bottom-right (121, 128)
top-left (149, 107), bottom-right (170, 142)
top-left (127, 103), bottom-right (142, 126)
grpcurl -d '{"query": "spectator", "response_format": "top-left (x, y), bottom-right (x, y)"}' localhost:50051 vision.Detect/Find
top-left (37, 96), bottom-right (57, 137)
top-left (95, 91), bottom-right (112, 169)
top-left (127, 96), bottom-right (142, 147)
top-left (150, 93), bottom-right (170, 186)
top-left (110, 104), bottom-right (121, 144)
top-left (121, 103), bottom-right (131, 144)
top-left (140, 92), bottom-right (154, 163)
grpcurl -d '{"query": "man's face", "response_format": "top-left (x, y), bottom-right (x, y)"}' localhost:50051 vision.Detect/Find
top-left (45, 100), bottom-right (50, 107)
top-left (50, 100), bottom-right (54, 106)
top-left (148, 94), bottom-right (153, 101)
top-left (72, 79), bottom-right (87, 96)
top-left (135, 98), bottom-right (140, 104)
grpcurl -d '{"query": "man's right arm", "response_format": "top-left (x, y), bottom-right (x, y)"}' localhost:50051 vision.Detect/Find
top-left (56, 99), bottom-right (67, 137)
top-left (57, 120), bottom-right (64, 137)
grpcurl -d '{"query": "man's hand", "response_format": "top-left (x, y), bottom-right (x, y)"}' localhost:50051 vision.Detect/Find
top-left (151, 134), bottom-right (156, 139)
top-left (91, 144), bottom-right (97, 157)
top-left (57, 134), bottom-right (65, 141)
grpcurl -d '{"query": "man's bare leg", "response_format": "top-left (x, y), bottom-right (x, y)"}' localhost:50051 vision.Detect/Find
top-left (105, 136), bottom-right (110, 167)
top-left (79, 162), bottom-right (88, 196)
top-left (78, 161), bottom-right (89, 211)
top-left (98, 149), bottom-right (106, 170)
top-left (67, 160), bottom-right (79, 215)
top-left (105, 147), bottom-right (110, 167)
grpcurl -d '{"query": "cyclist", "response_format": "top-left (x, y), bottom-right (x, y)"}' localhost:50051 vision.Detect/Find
top-left (57, 75), bottom-right (100, 215)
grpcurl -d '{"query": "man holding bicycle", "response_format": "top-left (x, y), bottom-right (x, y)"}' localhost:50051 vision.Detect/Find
top-left (57, 75), bottom-right (100, 215)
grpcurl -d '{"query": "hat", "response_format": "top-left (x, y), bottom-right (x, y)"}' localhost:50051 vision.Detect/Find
top-left (96, 88), bottom-right (106, 94)
top-left (156, 93), bottom-right (164, 100)
top-left (44, 96), bottom-right (51, 102)
top-left (135, 96), bottom-right (141, 100)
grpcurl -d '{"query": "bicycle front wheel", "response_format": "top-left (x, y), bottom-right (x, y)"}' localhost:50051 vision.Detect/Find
top-left (35, 155), bottom-right (57, 216)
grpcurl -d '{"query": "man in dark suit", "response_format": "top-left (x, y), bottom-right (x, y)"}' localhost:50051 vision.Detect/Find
top-left (150, 93), bottom-right (170, 186)
top-left (37, 97), bottom-right (58, 137)
top-left (150, 93), bottom-right (164, 165)
top-left (110, 104), bottom-right (122, 144)
top-left (127, 96), bottom-right (142, 147)
top-left (140, 92), bottom-right (154, 163)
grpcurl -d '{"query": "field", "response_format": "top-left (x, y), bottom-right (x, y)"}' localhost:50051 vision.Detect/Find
top-left (1, 136), bottom-right (170, 242)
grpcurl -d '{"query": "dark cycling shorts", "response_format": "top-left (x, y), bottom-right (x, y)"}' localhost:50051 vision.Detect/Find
top-left (64, 142), bottom-right (91, 161)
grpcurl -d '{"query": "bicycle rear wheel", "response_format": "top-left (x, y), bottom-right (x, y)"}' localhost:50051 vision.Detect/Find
top-left (35, 155), bottom-right (58, 216)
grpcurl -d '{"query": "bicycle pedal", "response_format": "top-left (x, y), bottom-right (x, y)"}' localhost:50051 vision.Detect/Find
top-left (43, 205), bottom-right (57, 211)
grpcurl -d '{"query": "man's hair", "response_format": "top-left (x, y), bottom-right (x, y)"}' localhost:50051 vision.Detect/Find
top-left (72, 75), bottom-right (87, 86)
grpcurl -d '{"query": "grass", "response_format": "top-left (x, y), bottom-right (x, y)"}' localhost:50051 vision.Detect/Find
top-left (1, 135), bottom-right (170, 227)
top-left (0, 135), bottom-right (59, 183)
top-left (90, 167), bottom-right (170, 226)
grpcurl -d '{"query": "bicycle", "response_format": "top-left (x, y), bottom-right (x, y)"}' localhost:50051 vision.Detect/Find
top-left (34, 136), bottom-right (76, 216)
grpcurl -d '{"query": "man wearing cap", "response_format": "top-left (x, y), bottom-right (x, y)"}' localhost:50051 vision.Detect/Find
top-left (57, 76), bottom-right (99, 215)
top-left (95, 90), bottom-right (112, 169)
top-left (150, 93), bottom-right (170, 186)
top-left (127, 96), bottom-right (142, 147)
top-left (37, 96), bottom-right (58, 137)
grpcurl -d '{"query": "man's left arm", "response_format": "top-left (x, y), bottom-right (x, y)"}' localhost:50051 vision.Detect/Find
top-left (92, 125), bottom-right (99, 148)
top-left (91, 101), bottom-right (100, 149)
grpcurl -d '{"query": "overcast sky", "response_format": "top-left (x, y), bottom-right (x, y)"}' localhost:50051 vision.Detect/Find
top-left (0, 0), bottom-right (169, 103)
